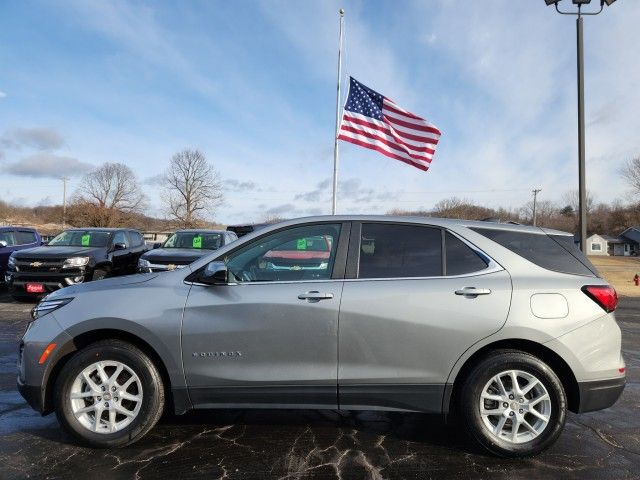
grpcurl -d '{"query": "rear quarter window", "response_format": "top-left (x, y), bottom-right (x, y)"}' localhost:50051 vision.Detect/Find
top-left (471, 228), bottom-right (596, 277)
top-left (15, 231), bottom-right (38, 245)
top-left (445, 232), bottom-right (488, 275)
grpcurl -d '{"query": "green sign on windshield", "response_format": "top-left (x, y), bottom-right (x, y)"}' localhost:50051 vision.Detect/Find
top-left (192, 235), bottom-right (202, 249)
top-left (296, 238), bottom-right (307, 250)
top-left (81, 234), bottom-right (91, 246)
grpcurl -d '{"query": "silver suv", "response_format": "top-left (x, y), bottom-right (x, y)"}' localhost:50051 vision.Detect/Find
top-left (18, 216), bottom-right (625, 457)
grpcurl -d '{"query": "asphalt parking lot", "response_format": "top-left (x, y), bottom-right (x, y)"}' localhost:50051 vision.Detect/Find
top-left (0, 291), bottom-right (638, 480)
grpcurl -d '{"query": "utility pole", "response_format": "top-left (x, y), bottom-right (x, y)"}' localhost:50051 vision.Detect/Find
top-left (532, 189), bottom-right (542, 227)
top-left (62, 176), bottom-right (68, 229)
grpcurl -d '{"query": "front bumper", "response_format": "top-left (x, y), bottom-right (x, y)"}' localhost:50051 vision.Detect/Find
top-left (17, 376), bottom-right (46, 413)
top-left (577, 377), bottom-right (626, 413)
top-left (6, 270), bottom-right (89, 295)
top-left (18, 313), bottom-right (74, 415)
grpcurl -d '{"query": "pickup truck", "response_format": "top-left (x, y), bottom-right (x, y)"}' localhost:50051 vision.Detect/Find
top-left (138, 229), bottom-right (237, 272)
top-left (0, 227), bottom-right (43, 285)
top-left (5, 227), bottom-right (149, 300)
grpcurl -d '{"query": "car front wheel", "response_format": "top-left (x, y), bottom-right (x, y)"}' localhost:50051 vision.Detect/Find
top-left (459, 350), bottom-right (567, 457)
top-left (54, 339), bottom-right (165, 448)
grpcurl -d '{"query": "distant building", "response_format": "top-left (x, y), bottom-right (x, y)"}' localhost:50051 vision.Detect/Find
top-left (587, 231), bottom-right (639, 256)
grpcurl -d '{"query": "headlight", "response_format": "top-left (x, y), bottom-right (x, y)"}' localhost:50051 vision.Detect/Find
top-left (62, 257), bottom-right (90, 269)
top-left (138, 258), bottom-right (151, 268)
top-left (7, 255), bottom-right (16, 269)
top-left (31, 297), bottom-right (73, 320)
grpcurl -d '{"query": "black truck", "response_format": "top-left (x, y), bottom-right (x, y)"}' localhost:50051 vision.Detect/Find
top-left (5, 228), bottom-right (149, 300)
top-left (137, 229), bottom-right (236, 272)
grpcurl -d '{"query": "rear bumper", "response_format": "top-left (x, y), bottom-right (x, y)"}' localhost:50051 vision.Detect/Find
top-left (577, 377), bottom-right (625, 413)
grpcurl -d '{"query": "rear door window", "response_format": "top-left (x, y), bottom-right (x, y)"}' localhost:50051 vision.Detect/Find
top-left (445, 232), bottom-right (488, 275)
top-left (15, 231), bottom-right (38, 245)
top-left (358, 223), bottom-right (442, 278)
top-left (470, 228), bottom-right (596, 276)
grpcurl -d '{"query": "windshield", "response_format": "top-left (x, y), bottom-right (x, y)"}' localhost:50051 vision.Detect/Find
top-left (163, 232), bottom-right (223, 250)
top-left (48, 230), bottom-right (111, 247)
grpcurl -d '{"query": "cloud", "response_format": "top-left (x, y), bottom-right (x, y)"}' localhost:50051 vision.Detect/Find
top-left (224, 179), bottom-right (260, 192)
top-left (6, 153), bottom-right (94, 178)
top-left (294, 178), bottom-right (398, 204)
top-left (1, 127), bottom-right (65, 150)
top-left (0, 91), bottom-right (6, 99)
top-left (265, 203), bottom-right (296, 216)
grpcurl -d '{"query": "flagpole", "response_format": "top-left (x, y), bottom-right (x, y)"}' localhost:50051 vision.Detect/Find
top-left (331, 8), bottom-right (345, 215)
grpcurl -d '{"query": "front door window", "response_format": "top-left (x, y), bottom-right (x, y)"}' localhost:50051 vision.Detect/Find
top-left (224, 224), bottom-right (342, 282)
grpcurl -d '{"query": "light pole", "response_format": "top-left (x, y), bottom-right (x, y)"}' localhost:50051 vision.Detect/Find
top-left (544, 0), bottom-right (617, 254)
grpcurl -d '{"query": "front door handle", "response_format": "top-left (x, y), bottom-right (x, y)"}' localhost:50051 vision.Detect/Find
top-left (298, 291), bottom-right (334, 302)
top-left (455, 287), bottom-right (492, 297)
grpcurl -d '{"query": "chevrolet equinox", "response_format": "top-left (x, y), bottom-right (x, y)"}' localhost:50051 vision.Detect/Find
top-left (18, 216), bottom-right (625, 457)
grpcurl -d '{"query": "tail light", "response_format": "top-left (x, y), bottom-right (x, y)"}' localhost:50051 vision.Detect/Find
top-left (582, 285), bottom-right (618, 313)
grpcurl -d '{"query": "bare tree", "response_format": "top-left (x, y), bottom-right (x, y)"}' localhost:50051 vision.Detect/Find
top-left (73, 162), bottom-right (146, 227)
top-left (520, 199), bottom-right (557, 227)
top-left (162, 149), bottom-right (223, 227)
top-left (562, 189), bottom-right (595, 216)
top-left (620, 157), bottom-right (640, 197)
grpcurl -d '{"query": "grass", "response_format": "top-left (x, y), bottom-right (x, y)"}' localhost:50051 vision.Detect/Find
top-left (589, 256), bottom-right (640, 297)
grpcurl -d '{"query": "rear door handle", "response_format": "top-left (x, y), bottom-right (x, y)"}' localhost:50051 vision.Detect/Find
top-left (455, 287), bottom-right (492, 297)
top-left (298, 291), bottom-right (334, 302)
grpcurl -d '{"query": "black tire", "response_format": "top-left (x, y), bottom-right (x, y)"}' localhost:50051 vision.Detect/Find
top-left (54, 339), bottom-right (165, 448)
top-left (459, 350), bottom-right (567, 457)
top-left (92, 267), bottom-right (109, 281)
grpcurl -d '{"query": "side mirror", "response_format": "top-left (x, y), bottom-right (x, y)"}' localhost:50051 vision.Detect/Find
top-left (153, 242), bottom-right (162, 249)
top-left (0, 241), bottom-right (7, 248)
top-left (113, 242), bottom-right (127, 251)
top-left (200, 261), bottom-right (229, 285)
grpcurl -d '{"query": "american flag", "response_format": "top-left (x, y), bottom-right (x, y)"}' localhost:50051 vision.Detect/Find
top-left (337, 77), bottom-right (441, 171)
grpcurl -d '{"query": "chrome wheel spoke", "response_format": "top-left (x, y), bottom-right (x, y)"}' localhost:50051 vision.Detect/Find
top-left (511, 416), bottom-right (520, 441)
top-left (120, 376), bottom-right (136, 391)
top-left (108, 409), bottom-right (117, 432)
top-left (96, 362), bottom-right (109, 384)
top-left (529, 408), bottom-right (549, 422)
top-left (521, 380), bottom-right (539, 396)
top-left (74, 404), bottom-right (95, 415)
top-left (81, 371), bottom-right (101, 392)
top-left (510, 371), bottom-right (522, 395)
top-left (93, 406), bottom-right (104, 431)
top-left (529, 393), bottom-right (550, 407)
top-left (112, 403), bottom-right (135, 418)
top-left (495, 376), bottom-right (508, 397)
top-left (109, 365), bottom-right (124, 385)
top-left (493, 415), bottom-right (507, 435)
top-left (481, 393), bottom-right (503, 402)
top-left (119, 391), bottom-right (142, 403)
top-left (70, 391), bottom-right (95, 399)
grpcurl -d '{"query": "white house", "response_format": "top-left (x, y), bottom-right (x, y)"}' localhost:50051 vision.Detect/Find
top-left (586, 233), bottom-right (638, 256)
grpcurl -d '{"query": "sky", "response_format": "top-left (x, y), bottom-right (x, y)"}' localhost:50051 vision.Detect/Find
top-left (1, 0), bottom-right (639, 224)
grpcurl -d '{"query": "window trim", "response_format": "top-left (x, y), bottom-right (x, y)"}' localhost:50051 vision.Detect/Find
top-left (346, 221), bottom-right (502, 281)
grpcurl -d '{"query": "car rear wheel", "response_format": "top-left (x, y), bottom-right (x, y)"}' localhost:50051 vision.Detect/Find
top-left (459, 350), bottom-right (566, 457)
top-left (54, 339), bottom-right (165, 448)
